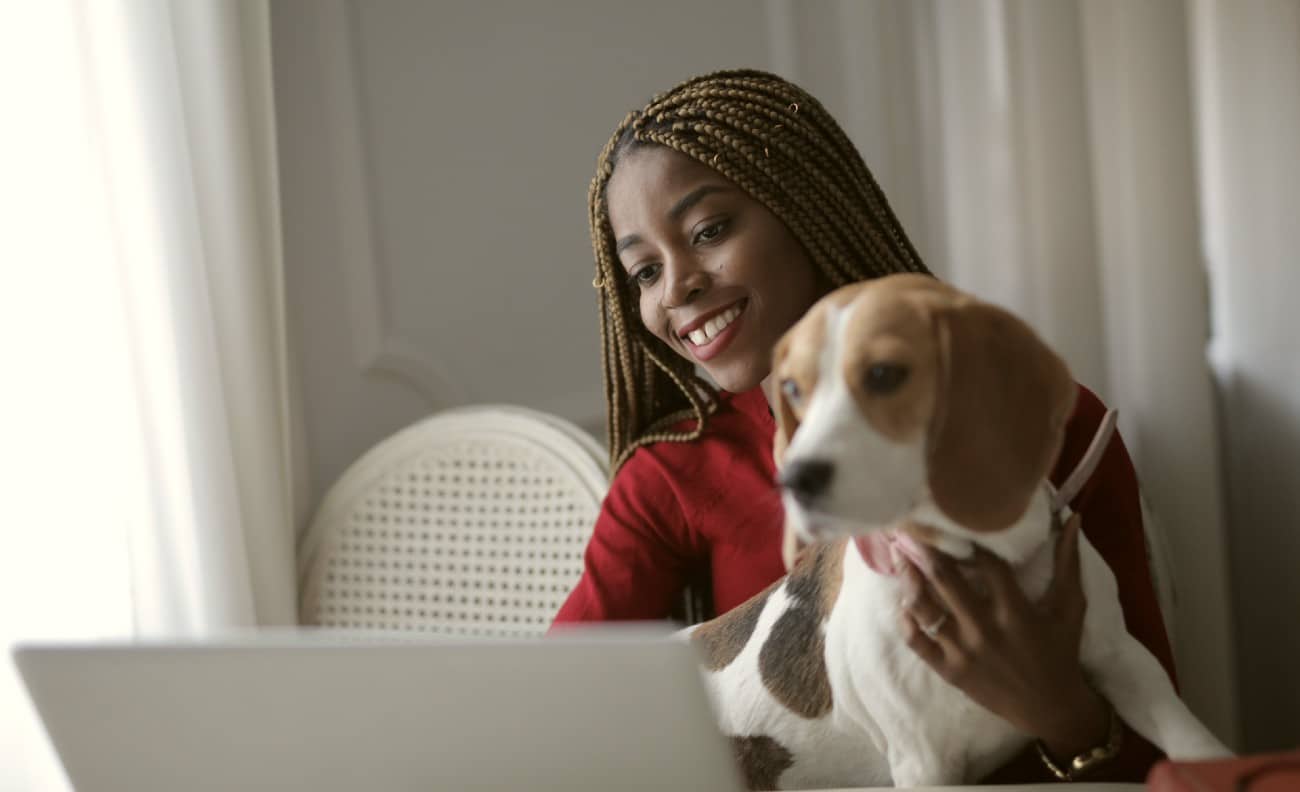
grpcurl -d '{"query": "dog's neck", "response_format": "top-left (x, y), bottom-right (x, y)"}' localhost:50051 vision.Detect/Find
top-left (919, 488), bottom-right (1054, 563)
top-left (861, 408), bottom-right (1119, 573)
top-left (853, 526), bottom-right (970, 578)
top-left (854, 487), bottom-right (1056, 576)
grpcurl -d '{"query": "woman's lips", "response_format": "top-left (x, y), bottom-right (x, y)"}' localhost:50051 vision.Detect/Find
top-left (683, 301), bottom-right (746, 362)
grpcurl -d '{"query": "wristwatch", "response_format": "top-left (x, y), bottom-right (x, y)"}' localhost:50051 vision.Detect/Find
top-left (1035, 701), bottom-right (1123, 780)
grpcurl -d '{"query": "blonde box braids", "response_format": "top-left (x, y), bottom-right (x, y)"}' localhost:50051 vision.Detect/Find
top-left (590, 68), bottom-right (930, 473)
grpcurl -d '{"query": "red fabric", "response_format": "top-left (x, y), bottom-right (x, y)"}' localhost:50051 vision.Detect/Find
top-left (553, 387), bottom-right (786, 622)
top-left (553, 383), bottom-right (1178, 783)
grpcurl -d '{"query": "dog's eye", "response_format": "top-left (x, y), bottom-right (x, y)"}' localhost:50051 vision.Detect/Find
top-left (865, 363), bottom-right (909, 394)
top-left (780, 378), bottom-right (802, 406)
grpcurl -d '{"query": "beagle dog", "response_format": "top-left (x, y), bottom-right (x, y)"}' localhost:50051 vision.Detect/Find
top-left (686, 274), bottom-right (1229, 789)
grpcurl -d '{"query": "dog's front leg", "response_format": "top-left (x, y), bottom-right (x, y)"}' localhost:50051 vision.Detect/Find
top-left (1089, 635), bottom-right (1231, 759)
top-left (1075, 536), bottom-right (1232, 759)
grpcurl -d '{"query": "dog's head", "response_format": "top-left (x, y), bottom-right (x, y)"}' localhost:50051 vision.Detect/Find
top-left (770, 274), bottom-right (1077, 542)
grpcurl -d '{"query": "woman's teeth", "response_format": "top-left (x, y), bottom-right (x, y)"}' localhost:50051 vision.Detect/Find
top-left (687, 304), bottom-right (742, 346)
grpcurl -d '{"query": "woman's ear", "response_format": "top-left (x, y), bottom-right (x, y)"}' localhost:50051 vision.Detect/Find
top-left (768, 336), bottom-right (800, 467)
top-left (926, 300), bottom-right (1077, 532)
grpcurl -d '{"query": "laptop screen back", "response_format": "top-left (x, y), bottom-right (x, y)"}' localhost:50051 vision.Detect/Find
top-left (14, 629), bottom-right (743, 792)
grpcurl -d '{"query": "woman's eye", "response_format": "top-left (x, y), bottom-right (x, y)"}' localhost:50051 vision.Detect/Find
top-left (865, 363), bottom-right (909, 394)
top-left (693, 220), bottom-right (728, 245)
top-left (629, 263), bottom-right (661, 286)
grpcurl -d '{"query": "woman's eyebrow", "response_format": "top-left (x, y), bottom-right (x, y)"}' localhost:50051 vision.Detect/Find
top-left (616, 234), bottom-right (642, 256)
top-left (667, 184), bottom-right (728, 222)
top-left (614, 184), bottom-right (731, 257)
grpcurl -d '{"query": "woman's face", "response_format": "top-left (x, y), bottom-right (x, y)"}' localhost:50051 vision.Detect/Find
top-left (605, 146), bottom-right (826, 393)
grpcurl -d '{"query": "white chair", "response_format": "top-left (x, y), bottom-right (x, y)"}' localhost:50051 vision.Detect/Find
top-left (298, 405), bottom-right (608, 638)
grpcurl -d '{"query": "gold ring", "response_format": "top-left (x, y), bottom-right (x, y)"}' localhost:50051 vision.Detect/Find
top-left (920, 612), bottom-right (948, 639)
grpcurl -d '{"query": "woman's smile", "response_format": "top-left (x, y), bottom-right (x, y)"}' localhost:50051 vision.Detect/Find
top-left (677, 299), bottom-right (746, 361)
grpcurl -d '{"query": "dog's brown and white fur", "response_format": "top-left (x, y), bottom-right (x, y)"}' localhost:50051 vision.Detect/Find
top-left (685, 274), bottom-right (1229, 789)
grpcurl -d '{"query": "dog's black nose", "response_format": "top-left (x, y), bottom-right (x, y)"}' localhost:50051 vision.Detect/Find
top-left (778, 459), bottom-right (835, 503)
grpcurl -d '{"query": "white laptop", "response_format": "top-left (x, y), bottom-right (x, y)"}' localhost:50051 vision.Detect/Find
top-left (13, 627), bottom-right (745, 792)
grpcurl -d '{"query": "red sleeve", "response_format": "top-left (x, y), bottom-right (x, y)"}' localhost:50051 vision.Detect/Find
top-left (984, 384), bottom-right (1176, 783)
top-left (550, 449), bottom-right (702, 626)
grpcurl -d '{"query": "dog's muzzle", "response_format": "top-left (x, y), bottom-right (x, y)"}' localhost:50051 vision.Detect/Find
top-left (778, 458), bottom-right (835, 506)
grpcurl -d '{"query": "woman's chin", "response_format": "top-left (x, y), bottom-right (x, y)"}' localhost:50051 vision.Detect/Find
top-left (704, 364), bottom-right (765, 394)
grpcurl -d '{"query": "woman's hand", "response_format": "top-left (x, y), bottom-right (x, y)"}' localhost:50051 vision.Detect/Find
top-left (896, 514), bottom-right (1111, 761)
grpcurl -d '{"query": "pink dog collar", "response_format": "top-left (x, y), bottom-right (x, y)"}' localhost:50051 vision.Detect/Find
top-left (1047, 408), bottom-right (1119, 519)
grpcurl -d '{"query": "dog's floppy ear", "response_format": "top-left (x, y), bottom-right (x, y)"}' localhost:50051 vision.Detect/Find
top-left (768, 333), bottom-right (800, 467)
top-left (926, 299), bottom-right (1077, 532)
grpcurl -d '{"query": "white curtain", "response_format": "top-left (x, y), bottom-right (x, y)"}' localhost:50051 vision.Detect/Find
top-left (769, 0), bottom-right (1240, 746)
top-left (924, 0), bottom-right (1239, 747)
top-left (917, 0), bottom-right (1238, 744)
top-left (0, 1), bottom-right (296, 788)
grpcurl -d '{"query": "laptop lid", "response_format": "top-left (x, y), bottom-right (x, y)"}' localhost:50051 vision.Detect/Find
top-left (13, 628), bottom-right (744, 792)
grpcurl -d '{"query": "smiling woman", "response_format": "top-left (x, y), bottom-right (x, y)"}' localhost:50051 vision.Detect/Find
top-left (554, 68), bottom-right (1182, 788)
top-left (606, 146), bottom-right (825, 393)
top-left (560, 69), bottom-right (930, 627)
top-left (586, 70), bottom-right (928, 471)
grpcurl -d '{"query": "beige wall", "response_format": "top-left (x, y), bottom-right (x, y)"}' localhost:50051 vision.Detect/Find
top-left (271, 0), bottom-right (773, 506)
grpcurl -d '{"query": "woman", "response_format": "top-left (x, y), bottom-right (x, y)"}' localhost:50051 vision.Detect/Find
top-left (554, 68), bottom-right (1174, 784)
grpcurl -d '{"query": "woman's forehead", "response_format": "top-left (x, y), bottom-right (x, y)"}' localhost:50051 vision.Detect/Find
top-left (607, 147), bottom-right (738, 226)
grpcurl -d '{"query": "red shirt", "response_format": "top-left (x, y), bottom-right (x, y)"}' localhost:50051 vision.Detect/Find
top-left (555, 384), bottom-right (1176, 783)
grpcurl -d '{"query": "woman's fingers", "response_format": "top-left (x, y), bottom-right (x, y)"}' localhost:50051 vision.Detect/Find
top-left (967, 545), bottom-right (1029, 623)
top-left (899, 560), bottom-right (939, 619)
top-left (899, 564), bottom-right (959, 652)
top-left (899, 609), bottom-right (946, 667)
top-left (912, 543), bottom-right (985, 633)
top-left (894, 522), bottom-right (1099, 737)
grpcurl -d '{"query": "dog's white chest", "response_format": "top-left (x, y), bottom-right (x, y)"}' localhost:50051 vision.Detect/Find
top-left (821, 547), bottom-right (1032, 784)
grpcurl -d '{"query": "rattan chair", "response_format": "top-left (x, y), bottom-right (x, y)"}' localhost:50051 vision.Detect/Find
top-left (298, 405), bottom-right (608, 638)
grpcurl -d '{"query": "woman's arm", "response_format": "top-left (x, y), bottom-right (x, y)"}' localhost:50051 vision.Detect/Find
top-left (551, 451), bottom-right (701, 625)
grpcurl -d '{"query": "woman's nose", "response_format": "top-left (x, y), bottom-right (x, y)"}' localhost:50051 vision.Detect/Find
top-left (661, 253), bottom-right (710, 307)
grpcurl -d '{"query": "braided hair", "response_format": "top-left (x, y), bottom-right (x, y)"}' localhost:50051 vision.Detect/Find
top-left (590, 68), bottom-right (931, 472)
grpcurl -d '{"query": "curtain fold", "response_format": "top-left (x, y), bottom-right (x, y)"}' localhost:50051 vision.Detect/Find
top-left (920, 0), bottom-right (1237, 746)
top-left (2, 0), bottom-right (295, 786)
top-left (929, 0), bottom-right (1237, 747)
top-left (775, 0), bottom-right (1239, 746)
top-left (77, 0), bottom-right (297, 635)
top-left (1190, 0), bottom-right (1300, 752)
top-left (1078, 0), bottom-right (1237, 747)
